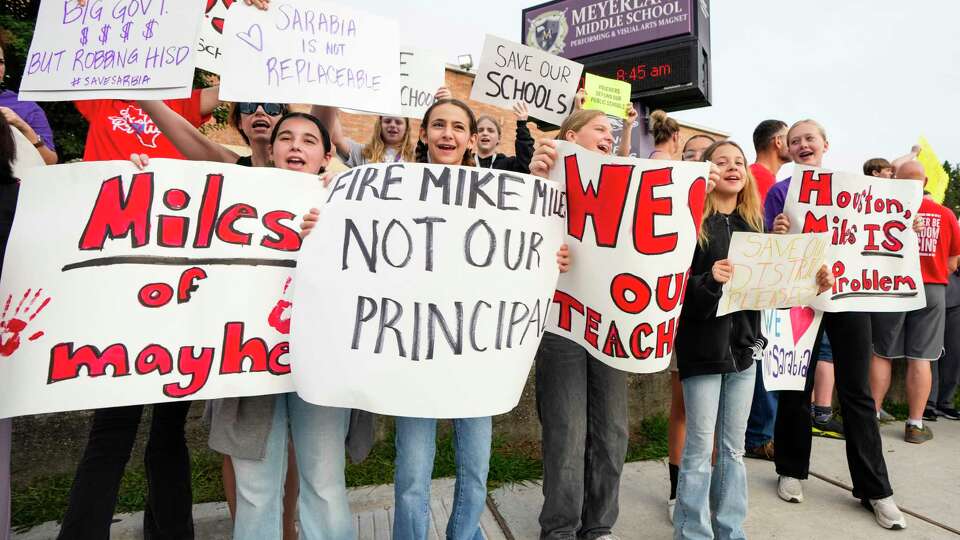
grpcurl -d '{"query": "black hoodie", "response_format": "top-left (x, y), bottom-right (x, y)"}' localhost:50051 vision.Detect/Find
top-left (475, 120), bottom-right (535, 173)
top-left (674, 211), bottom-right (767, 379)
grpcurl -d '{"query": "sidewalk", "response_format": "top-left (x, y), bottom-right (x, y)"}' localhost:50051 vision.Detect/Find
top-left (14, 421), bottom-right (960, 539)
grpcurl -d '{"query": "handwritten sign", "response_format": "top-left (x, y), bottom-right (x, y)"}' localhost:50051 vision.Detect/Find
top-left (219, 0), bottom-right (400, 115)
top-left (783, 165), bottom-right (924, 312)
top-left (0, 160), bottom-right (324, 418)
top-left (545, 141), bottom-right (708, 373)
top-left (760, 307), bottom-right (823, 391)
top-left (470, 35), bottom-right (583, 126)
top-left (10, 127), bottom-right (45, 180)
top-left (718, 232), bottom-right (830, 316)
top-left (583, 73), bottom-right (630, 119)
top-left (290, 163), bottom-right (565, 418)
top-left (195, 0), bottom-right (233, 74)
top-left (18, 0), bottom-right (204, 100)
top-left (399, 47), bottom-right (446, 119)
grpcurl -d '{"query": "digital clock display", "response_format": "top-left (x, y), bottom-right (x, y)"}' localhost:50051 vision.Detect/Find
top-left (585, 42), bottom-right (693, 97)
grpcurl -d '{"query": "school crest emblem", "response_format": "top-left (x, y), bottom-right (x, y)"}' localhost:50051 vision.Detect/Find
top-left (527, 10), bottom-right (568, 55)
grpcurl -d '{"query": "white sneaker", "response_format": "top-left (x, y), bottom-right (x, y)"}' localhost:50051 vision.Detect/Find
top-left (867, 496), bottom-right (907, 530)
top-left (668, 497), bottom-right (676, 524)
top-left (777, 475), bottom-right (803, 503)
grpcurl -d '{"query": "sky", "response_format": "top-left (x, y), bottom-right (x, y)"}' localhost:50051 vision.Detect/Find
top-left (362, 0), bottom-right (960, 176)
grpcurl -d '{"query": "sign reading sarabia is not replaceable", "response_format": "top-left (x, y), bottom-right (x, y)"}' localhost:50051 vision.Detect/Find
top-left (0, 160), bottom-right (324, 419)
top-left (291, 163), bottom-right (565, 418)
top-left (399, 47), bottom-right (446, 119)
top-left (471, 35), bottom-right (583, 126)
top-left (18, 0), bottom-right (204, 100)
top-left (717, 232), bottom-right (831, 316)
top-left (783, 165), bottom-right (924, 312)
top-left (760, 307), bottom-right (823, 391)
top-left (546, 141), bottom-right (708, 373)
top-left (219, 0), bottom-right (400, 115)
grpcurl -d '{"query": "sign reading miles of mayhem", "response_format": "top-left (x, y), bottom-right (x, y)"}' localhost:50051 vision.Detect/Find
top-left (291, 163), bottom-right (565, 418)
top-left (471, 35), bottom-right (583, 126)
top-left (546, 141), bottom-right (708, 373)
top-left (0, 160), bottom-right (324, 419)
top-left (19, 0), bottom-right (204, 101)
top-left (783, 165), bottom-right (924, 312)
top-left (219, 0), bottom-right (401, 115)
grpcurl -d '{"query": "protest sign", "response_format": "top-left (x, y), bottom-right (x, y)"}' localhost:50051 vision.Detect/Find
top-left (783, 165), bottom-right (924, 312)
top-left (0, 160), bottom-right (324, 418)
top-left (718, 232), bottom-right (830, 316)
top-left (583, 73), bottom-right (631, 119)
top-left (400, 47), bottom-right (446, 119)
top-left (219, 0), bottom-right (401, 115)
top-left (470, 35), bottom-right (583, 126)
top-left (195, 0), bottom-right (233, 75)
top-left (546, 141), bottom-right (708, 373)
top-left (290, 163), bottom-right (565, 418)
top-left (18, 0), bottom-right (204, 100)
top-left (760, 307), bottom-right (823, 391)
top-left (10, 127), bottom-right (45, 180)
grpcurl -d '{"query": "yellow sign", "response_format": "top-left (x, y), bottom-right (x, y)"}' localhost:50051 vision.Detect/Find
top-left (918, 136), bottom-right (949, 203)
top-left (583, 73), bottom-right (631, 119)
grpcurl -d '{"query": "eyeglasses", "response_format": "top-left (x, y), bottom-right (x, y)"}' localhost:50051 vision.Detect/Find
top-left (238, 102), bottom-right (284, 116)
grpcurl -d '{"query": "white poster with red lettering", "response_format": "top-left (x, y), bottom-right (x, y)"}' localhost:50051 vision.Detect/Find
top-left (196, 0), bottom-right (235, 75)
top-left (0, 160), bottom-right (323, 418)
top-left (783, 165), bottom-right (924, 312)
top-left (545, 142), bottom-right (709, 373)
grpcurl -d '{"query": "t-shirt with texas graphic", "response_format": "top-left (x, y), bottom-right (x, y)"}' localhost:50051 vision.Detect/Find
top-left (916, 196), bottom-right (960, 284)
top-left (75, 90), bottom-right (207, 161)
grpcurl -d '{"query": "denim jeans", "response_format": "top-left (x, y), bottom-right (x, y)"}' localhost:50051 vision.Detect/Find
top-left (536, 332), bottom-right (629, 540)
top-left (744, 362), bottom-right (778, 449)
top-left (1, 418), bottom-right (10, 540)
top-left (674, 363), bottom-right (756, 540)
top-left (232, 393), bottom-right (351, 540)
top-left (393, 416), bottom-right (492, 540)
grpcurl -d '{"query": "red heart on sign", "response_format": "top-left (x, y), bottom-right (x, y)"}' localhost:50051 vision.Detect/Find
top-left (789, 307), bottom-right (816, 345)
top-left (212, 17), bottom-right (225, 34)
top-left (687, 177), bottom-right (706, 236)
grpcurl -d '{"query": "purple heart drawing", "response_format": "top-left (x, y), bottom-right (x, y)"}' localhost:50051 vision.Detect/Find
top-left (236, 23), bottom-right (263, 52)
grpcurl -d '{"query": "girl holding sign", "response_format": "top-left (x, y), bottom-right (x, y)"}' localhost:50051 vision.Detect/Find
top-left (474, 102), bottom-right (535, 172)
top-left (766, 120), bottom-right (905, 530)
top-left (311, 107), bottom-right (417, 167)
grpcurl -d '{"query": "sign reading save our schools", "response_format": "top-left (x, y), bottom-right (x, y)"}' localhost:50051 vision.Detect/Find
top-left (471, 35), bottom-right (583, 126)
top-left (760, 307), bottom-right (823, 392)
top-left (19, 0), bottom-right (205, 101)
top-left (219, 0), bottom-right (400, 114)
top-left (290, 163), bottom-right (565, 418)
top-left (783, 165), bottom-right (924, 313)
top-left (546, 141), bottom-right (708, 373)
top-left (0, 160), bottom-right (323, 419)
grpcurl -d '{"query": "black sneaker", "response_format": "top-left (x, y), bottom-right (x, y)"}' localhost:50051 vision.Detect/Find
top-left (922, 407), bottom-right (940, 422)
top-left (812, 415), bottom-right (844, 439)
top-left (938, 407), bottom-right (960, 421)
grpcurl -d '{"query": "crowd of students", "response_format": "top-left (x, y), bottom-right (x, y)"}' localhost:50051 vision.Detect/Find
top-left (2, 4), bottom-right (959, 539)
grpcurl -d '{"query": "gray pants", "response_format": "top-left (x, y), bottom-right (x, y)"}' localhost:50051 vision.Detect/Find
top-left (1, 418), bottom-right (10, 540)
top-left (535, 332), bottom-right (629, 540)
top-left (929, 305), bottom-right (960, 410)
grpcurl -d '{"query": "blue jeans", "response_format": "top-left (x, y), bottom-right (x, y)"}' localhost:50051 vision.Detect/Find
top-left (393, 416), bottom-right (492, 540)
top-left (745, 362), bottom-right (778, 449)
top-left (675, 364), bottom-right (756, 540)
top-left (232, 393), bottom-right (352, 540)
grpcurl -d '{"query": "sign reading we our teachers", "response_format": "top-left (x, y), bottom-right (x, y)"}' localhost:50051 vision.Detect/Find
top-left (219, 0), bottom-right (400, 114)
top-left (545, 142), bottom-right (709, 373)
top-left (19, 0), bottom-right (204, 101)
top-left (0, 160), bottom-right (324, 419)
top-left (783, 165), bottom-right (924, 312)
top-left (291, 163), bottom-right (565, 418)
top-left (760, 307), bottom-right (823, 391)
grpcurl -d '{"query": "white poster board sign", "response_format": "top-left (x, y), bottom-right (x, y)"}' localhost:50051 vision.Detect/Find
top-left (196, 0), bottom-right (233, 74)
top-left (10, 127), bottom-right (45, 179)
top-left (0, 160), bottom-right (323, 418)
top-left (718, 232), bottom-right (831, 316)
top-left (760, 307), bottom-right (823, 391)
top-left (783, 165), bottom-right (924, 312)
top-left (470, 35), bottom-right (583, 126)
top-left (290, 163), bottom-right (565, 418)
top-left (545, 141), bottom-right (709, 373)
top-left (219, 0), bottom-right (400, 115)
top-left (400, 47), bottom-right (446, 119)
top-left (18, 0), bottom-right (204, 100)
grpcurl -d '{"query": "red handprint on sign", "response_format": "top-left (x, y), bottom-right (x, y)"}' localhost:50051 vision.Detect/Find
top-left (0, 288), bottom-right (51, 357)
top-left (267, 277), bottom-right (292, 335)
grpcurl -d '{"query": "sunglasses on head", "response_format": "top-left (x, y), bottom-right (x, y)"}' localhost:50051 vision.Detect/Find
top-left (238, 102), bottom-right (284, 116)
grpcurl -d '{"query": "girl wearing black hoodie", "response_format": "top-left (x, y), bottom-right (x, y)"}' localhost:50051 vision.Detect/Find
top-left (672, 140), bottom-right (832, 539)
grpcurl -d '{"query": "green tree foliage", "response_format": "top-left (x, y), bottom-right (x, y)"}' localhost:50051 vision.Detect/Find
top-left (944, 161), bottom-right (960, 216)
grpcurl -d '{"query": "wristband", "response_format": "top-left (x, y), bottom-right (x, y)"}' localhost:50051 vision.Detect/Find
top-left (33, 138), bottom-right (45, 148)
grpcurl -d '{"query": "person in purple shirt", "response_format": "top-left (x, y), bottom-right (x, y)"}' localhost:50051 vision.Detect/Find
top-left (0, 41), bottom-right (57, 164)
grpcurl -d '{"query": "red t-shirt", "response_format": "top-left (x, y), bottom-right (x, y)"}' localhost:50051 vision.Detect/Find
top-left (750, 163), bottom-right (776, 206)
top-left (76, 89), bottom-right (207, 162)
top-left (917, 197), bottom-right (960, 284)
